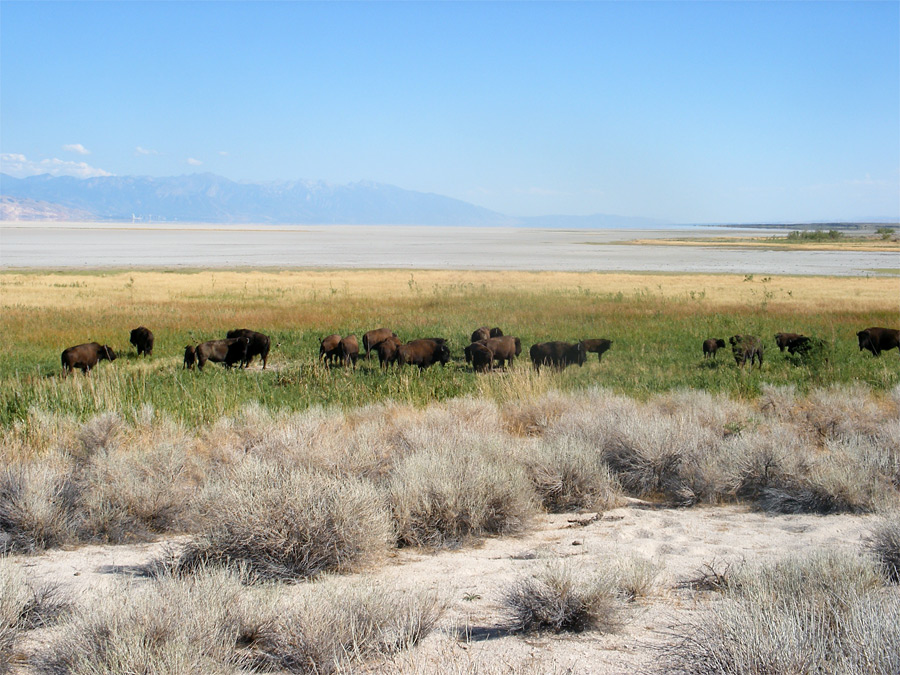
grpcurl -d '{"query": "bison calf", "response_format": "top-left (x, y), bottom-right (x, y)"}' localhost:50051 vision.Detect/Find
top-left (339, 335), bottom-right (360, 367)
top-left (581, 338), bottom-right (612, 362)
top-left (319, 334), bottom-right (343, 365)
top-left (703, 338), bottom-right (726, 359)
top-left (465, 342), bottom-right (495, 373)
top-left (129, 326), bottom-right (154, 357)
top-left (62, 342), bottom-right (117, 376)
top-left (375, 335), bottom-right (403, 368)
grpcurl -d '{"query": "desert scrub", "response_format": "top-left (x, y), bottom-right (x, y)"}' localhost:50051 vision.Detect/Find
top-left (388, 431), bottom-right (535, 547)
top-left (659, 550), bottom-right (900, 675)
top-left (171, 458), bottom-right (393, 580)
top-left (867, 516), bottom-right (900, 583)
top-left (501, 561), bottom-right (624, 634)
top-left (36, 567), bottom-right (442, 675)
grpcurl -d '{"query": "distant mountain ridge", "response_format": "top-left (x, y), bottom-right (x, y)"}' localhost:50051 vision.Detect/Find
top-left (0, 173), bottom-right (669, 227)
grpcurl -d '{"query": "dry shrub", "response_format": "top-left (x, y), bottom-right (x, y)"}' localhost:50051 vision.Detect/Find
top-left (73, 411), bottom-right (123, 462)
top-left (659, 550), bottom-right (898, 674)
top-left (501, 562), bottom-right (622, 634)
top-left (800, 384), bottom-right (888, 441)
top-left (867, 516), bottom-right (900, 583)
top-left (524, 438), bottom-right (624, 513)
top-left (388, 434), bottom-right (535, 548)
top-left (501, 390), bottom-right (578, 437)
top-left (757, 383), bottom-right (799, 421)
top-left (0, 462), bottom-right (77, 553)
top-left (652, 389), bottom-right (754, 438)
top-left (172, 458), bottom-right (393, 580)
top-left (246, 577), bottom-right (444, 674)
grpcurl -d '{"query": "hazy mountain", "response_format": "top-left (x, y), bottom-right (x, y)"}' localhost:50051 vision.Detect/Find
top-left (0, 195), bottom-right (94, 222)
top-left (0, 173), bottom-right (517, 226)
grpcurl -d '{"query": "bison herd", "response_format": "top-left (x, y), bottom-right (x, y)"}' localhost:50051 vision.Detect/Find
top-left (60, 324), bottom-right (898, 376)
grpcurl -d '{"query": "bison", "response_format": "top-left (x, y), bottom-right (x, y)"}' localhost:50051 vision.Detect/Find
top-left (339, 335), bottom-right (360, 367)
top-left (857, 327), bottom-right (899, 357)
top-left (478, 336), bottom-right (521, 369)
top-left (730, 335), bottom-right (764, 368)
top-left (188, 338), bottom-right (249, 371)
top-left (466, 342), bottom-right (495, 373)
top-left (784, 335), bottom-right (828, 360)
top-left (470, 326), bottom-right (503, 343)
top-left (397, 339), bottom-right (451, 370)
top-left (319, 334), bottom-right (343, 365)
top-left (362, 328), bottom-right (397, 358)
top-left (702, 338), bottom-right (726, 359)
top-left (226, 329), bottom-right (271, 369)
top-left (183, 345), bottom-right (196, 369)
top-left (529, 341), bottom-right (586, 372)
top-left (581, 338), bottom-right (612, 362)
top-left (775, 332), bottom-right (804, 352)
top-left (375, 335), bottom-right (403, 368)
top-left (61, 342), bottom-right (117, 376)
top-left (129, 326), bottom-right (154, 357)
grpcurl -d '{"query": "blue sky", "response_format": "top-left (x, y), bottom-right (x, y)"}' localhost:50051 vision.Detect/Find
top-left (1, 1), bottom-right (897, 223)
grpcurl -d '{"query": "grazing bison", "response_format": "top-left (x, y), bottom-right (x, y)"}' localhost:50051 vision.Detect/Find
top-left (857, 327), bottom-right (899, 357)
top-left (226, 329), bottom-right (271, 369)
top-left (775, 333), bottom-right (804, 352)
top-left (183, 345), bottom-right (196, 369)
top-left (466, 342), bottom-right (495, 373)
top-left (339, 335), bottom-right (360, 367)
top-left (479, 336), bottom-right (521, 369)
top-left (730, 335), bottom-right (764, 368)
top-left (581, 338), bottom-right (612, 362)
top-left (319, 334), bottom-right (343, 365)
top-left (785, 335), bottom-right (828, 359)
top-left (189, 338), bottom-right (249, 371)
top-left (61, 342), bottom-right (117, 376)
top-left (129, 326), bottom-right (154, 357)
top-left (362, 328), bottom-right (397, 358)
top-left (397, 339), bottom-right (451, 370)
top-left (702, 338), bottom-right (726, 359)
top-left (529, 341), bottom-right (586, 372)
top-left (375, 335), bottom-right (403, 367)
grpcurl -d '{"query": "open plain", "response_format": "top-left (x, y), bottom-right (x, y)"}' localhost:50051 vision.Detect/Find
top-left (1, 226), bottom-right (898, 674)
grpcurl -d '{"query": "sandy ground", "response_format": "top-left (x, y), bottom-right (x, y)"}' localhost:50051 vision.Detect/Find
top-left (8, 503), bottom-right (883, 674)
top-left (2, 223), bottom-right (896, 275)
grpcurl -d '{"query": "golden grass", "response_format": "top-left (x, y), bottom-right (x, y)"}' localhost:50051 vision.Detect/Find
top-left (2, 269), bottom-right (897, 313)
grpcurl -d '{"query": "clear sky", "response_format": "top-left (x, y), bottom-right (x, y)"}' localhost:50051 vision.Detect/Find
top-left (1, 1), bottom-right (898, 223)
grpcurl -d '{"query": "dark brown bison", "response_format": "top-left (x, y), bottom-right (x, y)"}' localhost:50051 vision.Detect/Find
top-left (375, 335), bottom-right (403, 367)
top-left (785, 335), bottom-right (828, 359)
top-left (362, 328), bottom-right (397, 357)
top-left (397, 339), bottom-right (451, 370)
top-left (857, 327), bottom-right (899, 357)
top-left (730, 335), bottom-right (764, 368)
top-left (775, 332), bottom-right (804, 352)
top-left (529, 341), bottom-right (586, 371)
top-left (702, 338), bottom-right (726, 359)
top-left (319, 334), bottom-right (343, 365)
top-left (61, 342), bottom-right (117, 376)
top-left (465, 342), bottom-right (494, 373)
top-left (581, 338), bottom-right (612, 362)
top-left (470, 326), bottom-right (503, 343)
top-left (339, 335), bottom-right (359, 367)
top-left (129, 326), bottom-right (154, 356)
top-left (189, 338), bottom-right (249, 371)
top-left (183, 345), bottom-right (196, 369)
top-left (479, 336), bottom-right (521, 369)
top-left (226, 329), bottom-right (271, 369)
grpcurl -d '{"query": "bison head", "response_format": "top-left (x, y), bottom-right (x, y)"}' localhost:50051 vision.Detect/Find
top-left (184, 345), bottom-right (197, 369)
top-left (857, 330), bottom-right (870, 352)
top-left (101, 345), bottom-right (117, 362)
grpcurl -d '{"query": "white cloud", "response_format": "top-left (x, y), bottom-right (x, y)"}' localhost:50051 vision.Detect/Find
top-left (62, 143), bottom-right (90, 155)
top-left (187, 157), bottom-right (203, 166)
top-left (0, 152), bottom-right (112, 178)
top-left (135, 146), bottom-right (160, 155)
top-left (218, 150), bottom-right (229, 156)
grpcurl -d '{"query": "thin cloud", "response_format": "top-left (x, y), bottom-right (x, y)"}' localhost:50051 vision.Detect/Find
top-left (62, 143), bottom-right (90, 155)
top-left (0, 152), bottom-right (111, 178)
top-left (135, 146), bottom-right (161, 155)
top-left (187, 157), bottom-right (203, 166)
top-left (218, 150), bottom-right (229, 156)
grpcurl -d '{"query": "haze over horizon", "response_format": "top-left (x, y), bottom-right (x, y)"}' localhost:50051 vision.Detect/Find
top-left (1, 2), bottom-right (897, 224)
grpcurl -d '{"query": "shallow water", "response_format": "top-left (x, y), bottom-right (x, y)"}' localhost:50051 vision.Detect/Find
top-left (0, 223), bottom-right (894, 275)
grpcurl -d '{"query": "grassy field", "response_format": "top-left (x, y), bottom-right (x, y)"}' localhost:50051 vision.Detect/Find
top-left (1, 269), bottom-right (897, 427)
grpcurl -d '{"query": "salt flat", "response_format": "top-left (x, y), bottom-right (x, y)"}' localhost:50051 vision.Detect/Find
top-left (1, 223), bottom-right (894, 275)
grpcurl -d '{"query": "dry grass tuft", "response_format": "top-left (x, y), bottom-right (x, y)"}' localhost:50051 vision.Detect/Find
top-left (501, 562), bottom-right (622, 634)
top-left (169, 458), bottom-right (393, 580)
top-left (866, 516), bottom-right (900, 583)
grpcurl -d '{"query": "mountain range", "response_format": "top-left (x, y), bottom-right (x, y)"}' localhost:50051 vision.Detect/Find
top-left (0, 173), bottom-right (668, 228)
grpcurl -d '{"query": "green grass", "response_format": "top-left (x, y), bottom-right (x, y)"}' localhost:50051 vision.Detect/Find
top-left (1, 276), bottom-right (897, 428)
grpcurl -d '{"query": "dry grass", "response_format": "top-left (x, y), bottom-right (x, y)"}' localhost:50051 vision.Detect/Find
top-left (866, 516), bottom-right (900, 583)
